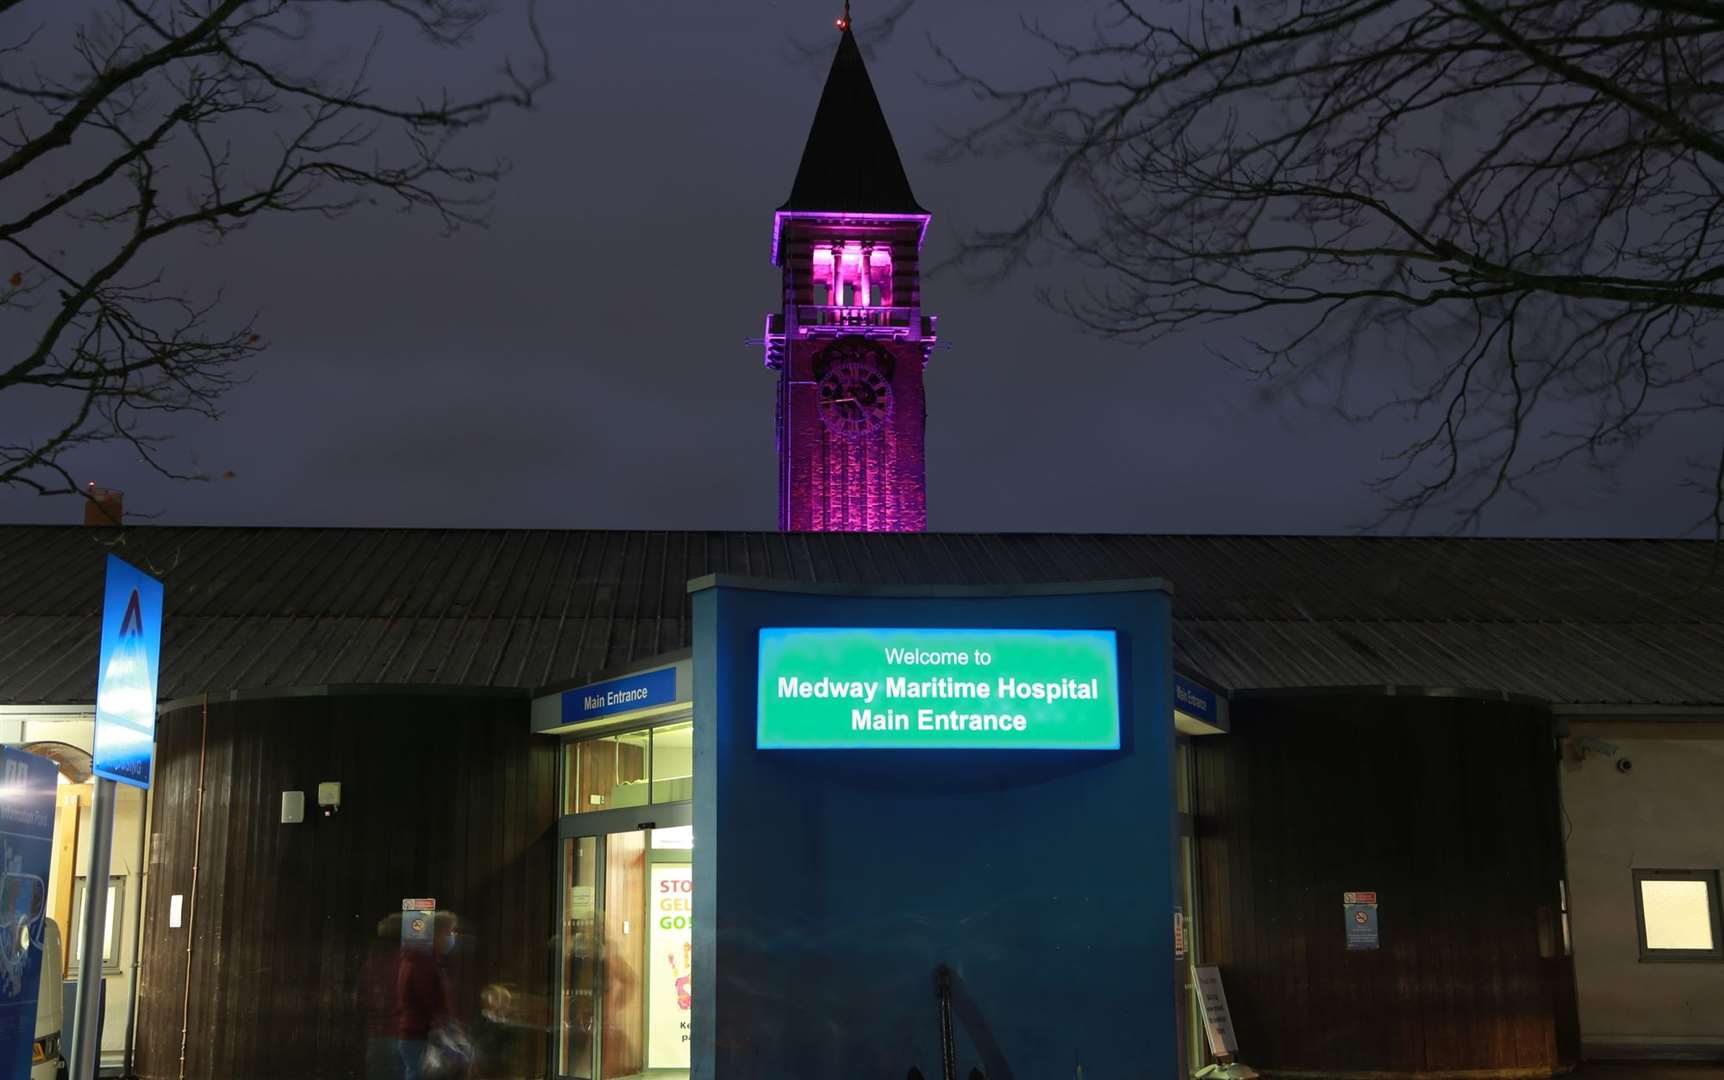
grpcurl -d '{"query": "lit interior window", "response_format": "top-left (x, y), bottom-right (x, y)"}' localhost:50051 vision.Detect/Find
top-left (811, 245), bottom-right (834, 305)
top-left (1559, 879), bottom-right (1571, 956)
top-left (71, 876), bottom-right (122, 968)
top-left (1641, 878), bottom-right (1717, 950)
top-left (868, 247), bottom-right (893, 306)
top-left (809, 242), bottom-right (888, 308)
top-left (839, 243), bottom-right (863, 306)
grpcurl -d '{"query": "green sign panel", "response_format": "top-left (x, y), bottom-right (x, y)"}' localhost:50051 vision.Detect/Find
top-left (757, 627), bottom-right (1121, 749)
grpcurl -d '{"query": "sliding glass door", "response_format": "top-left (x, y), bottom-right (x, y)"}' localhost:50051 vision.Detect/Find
top-left (558, 816), bottom-right (692, 1080)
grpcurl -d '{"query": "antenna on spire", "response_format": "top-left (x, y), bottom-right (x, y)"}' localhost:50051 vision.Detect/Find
top-left (836, 0), bottom-right (851, 32)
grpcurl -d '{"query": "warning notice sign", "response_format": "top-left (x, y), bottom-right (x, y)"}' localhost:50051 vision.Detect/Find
top-left (1344, 891), bottom-right (1380, 950)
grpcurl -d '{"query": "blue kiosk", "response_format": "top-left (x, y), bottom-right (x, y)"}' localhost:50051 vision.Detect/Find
top-left (690, 576), bottom-right (1178, 1078)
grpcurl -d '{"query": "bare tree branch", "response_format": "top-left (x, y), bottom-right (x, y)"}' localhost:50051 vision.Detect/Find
top-left (940, 0), bottom-right (1724, 532)
top-left (0, 0), bottom-right (551, 504)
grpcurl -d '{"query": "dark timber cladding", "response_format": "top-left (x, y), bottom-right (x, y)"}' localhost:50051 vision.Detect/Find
top-left (132, 692), bottom-right (557, 1080)
top-left (1194, 694), bottom-right (1580, 1077)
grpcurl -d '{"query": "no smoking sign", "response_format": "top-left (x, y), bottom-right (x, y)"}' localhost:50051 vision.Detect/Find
top-left (1344, 891), bottom-right (1380, 950)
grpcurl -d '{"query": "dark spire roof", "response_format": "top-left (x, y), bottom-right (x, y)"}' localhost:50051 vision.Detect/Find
top-left (779, 29), bottom-right (927, 215)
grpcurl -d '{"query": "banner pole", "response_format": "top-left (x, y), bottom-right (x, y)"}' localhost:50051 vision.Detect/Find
top-left (71, 776), bottom-right (117, 1080)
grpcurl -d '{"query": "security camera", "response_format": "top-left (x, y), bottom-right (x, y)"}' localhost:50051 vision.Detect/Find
top-left (1575, 736), bottom-right (1619, 757)
top-left (1615, 758), bottom-right (1634, 774)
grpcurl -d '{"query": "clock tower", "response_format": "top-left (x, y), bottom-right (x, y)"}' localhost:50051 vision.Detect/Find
top-left (764, 18), bottom-right (936, 532)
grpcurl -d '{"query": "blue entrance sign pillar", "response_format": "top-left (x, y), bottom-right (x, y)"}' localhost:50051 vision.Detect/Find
top-left (689, 576), bottom-right (1178, 1079)
top-left (73, 555), bottom-right (163, 1080)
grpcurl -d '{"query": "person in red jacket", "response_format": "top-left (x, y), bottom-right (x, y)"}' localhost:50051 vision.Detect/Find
top-left (396, 912), bottom-right (460, 1080)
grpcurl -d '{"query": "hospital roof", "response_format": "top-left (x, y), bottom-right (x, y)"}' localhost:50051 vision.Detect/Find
top-left (2, 526), bottom-right (1720, 709)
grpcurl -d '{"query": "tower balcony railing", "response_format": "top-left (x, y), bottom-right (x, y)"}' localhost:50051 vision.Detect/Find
top-left (763, 309), bottom-right (938, 368)
top-left (796, 304), bottom-right (915, 329)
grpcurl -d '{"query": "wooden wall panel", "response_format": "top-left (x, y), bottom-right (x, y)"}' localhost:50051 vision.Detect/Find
top-left (133, 692), bottom-right (557, 1080)
top-left (1192, 693), bottom-right (1581, 1078)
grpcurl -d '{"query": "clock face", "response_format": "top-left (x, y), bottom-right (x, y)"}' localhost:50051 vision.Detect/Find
top-left (818, 361), bottom-right (894, 438)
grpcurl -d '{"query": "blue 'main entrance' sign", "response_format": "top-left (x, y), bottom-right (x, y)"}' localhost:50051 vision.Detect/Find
top-left (563, 667), bottom-right (678, 725)
top-left (93, 554), bottom-right (164, 788)
top-left (0, 750), bottom-right (57, 1076)
top-left (1174, 675), bottom-right (1217, 722)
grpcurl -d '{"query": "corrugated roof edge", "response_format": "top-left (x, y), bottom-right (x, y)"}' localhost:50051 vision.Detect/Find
top-left (4, 524), bottom-right (1714, 540)
top-left (532, 648), bottom-right (693, 702)
top-left (157, 682), bottom-right (528, 715)
top-left (1553, 704), bottom-right (1724, 718)
top-left (687, 573), bottom-right (1176, 597)
top-left (1231, 684), bottom-right (1551, 707)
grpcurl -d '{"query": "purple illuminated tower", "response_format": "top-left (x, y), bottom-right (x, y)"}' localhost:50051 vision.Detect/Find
top-left (764, 21), bottom-right (937, 532)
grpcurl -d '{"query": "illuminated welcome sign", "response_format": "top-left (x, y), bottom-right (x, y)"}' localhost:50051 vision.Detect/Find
top-left (757, 627), bottom-right (1121, 750)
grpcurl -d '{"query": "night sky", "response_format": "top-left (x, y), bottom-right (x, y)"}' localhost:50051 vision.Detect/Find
top-left (1, 1), bottom-right (1707, 535)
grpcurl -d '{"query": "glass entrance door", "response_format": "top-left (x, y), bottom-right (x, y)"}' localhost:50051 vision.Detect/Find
top-left (559, 824), bottom-right (693, 1080)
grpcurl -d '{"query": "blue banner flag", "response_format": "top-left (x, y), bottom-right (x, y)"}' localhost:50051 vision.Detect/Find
top-left (93, 554), bottom-right (164, 788)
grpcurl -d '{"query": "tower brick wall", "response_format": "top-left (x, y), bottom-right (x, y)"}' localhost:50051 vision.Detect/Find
top-left (780, 335), bottom-right (926, 532)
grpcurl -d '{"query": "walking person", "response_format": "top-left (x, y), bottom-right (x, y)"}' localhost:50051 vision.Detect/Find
top-left (397, 911), bottom-right (469, 1080)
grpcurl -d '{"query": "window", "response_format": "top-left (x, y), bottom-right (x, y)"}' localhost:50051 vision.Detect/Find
top-left (1632, 869), bottom-right (1722, 962)
top-left (839, 244), bottom-right (863, 306)
top-left (1175, 740), bottom-right (1192, 815)
top-left (867, 246), bottom-right (892, 306)
top-left (810, 243), bottom-right (886, 308)
top-left (811, 246), bottom-right (834, 305)
top-left (68, 875), bottom-right (124, 974)
top-left (567, 729), bottom-right (649, 813)
top-left (564, 718), bottom-right (695, 814)
top-left (650, 721), bottom-right (694, 804)
top-left (1558, 879), bottom-right (1571, 956)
